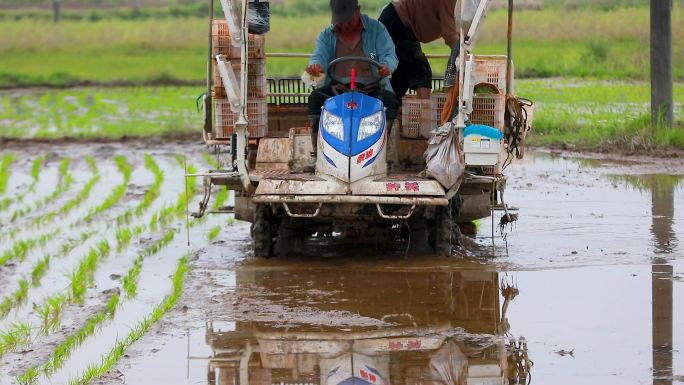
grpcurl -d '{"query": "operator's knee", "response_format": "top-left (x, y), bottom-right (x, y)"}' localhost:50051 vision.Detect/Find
top-left (307, 91), bottom-right (323, 117)
top-left (308, 115), bottom-right (319, 152)
top-left (307, 85), bottom-right (334, 116)
top-left (381, 91), bottom-right (400, 122)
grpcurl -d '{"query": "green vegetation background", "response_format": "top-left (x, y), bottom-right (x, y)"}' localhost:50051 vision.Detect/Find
top-left (0, 0), bottom-right (682, 148)
top-left (1, 0), bottom-right (683, 86)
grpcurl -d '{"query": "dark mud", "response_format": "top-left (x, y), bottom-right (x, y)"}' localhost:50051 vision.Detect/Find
top-left (82, 148), bottom-right (684, 385)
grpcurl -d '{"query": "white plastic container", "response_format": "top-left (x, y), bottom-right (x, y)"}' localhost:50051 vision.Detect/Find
top-left (463, 124), bottom-right (503, 166)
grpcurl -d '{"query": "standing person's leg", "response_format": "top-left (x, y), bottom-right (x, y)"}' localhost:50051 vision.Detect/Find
top-left (307, 85), bottom-right (335, 154)
top-left (379, 4), bottom-right (411, 100)
top-left (406, 47), bottom-right (432, 100)
top-left (379, 3), bottom-right (432, 101)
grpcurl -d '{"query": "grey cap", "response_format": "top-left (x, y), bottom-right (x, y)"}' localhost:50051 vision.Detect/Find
top-left (330, 0), bottom-right (358, 24)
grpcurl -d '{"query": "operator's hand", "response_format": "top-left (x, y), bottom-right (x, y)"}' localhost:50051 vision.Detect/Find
top-left (306, 63), bottom-right (324, 77)
top-left (378, 64), bottom-right (391, 77)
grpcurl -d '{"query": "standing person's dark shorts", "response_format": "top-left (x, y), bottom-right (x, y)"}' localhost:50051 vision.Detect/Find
top-left (378, 3), bottom-right (432, 100)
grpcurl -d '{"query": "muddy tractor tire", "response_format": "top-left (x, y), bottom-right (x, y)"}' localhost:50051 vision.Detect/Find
top-left (252, 204), bottom-right (275, 258)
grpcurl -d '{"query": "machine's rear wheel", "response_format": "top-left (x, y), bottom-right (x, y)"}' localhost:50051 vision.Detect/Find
top-left (252, 204), bottom-right (274, 258)
top-left (275, 216), bottom-right (306, 255)
top-left (432, 205), bottom-right (454, 256)
top-left (429, 199), bottom-right (462, 257)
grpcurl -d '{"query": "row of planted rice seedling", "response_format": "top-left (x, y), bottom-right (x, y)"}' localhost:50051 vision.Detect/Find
top-left (0, 153), bottom-right (147, 318)
top-left (0, 155), bottom-right (144, 351)
top-left (116, 154), bottom-right (164, 226)
top-left (0, 232), bottom-right (95, 321)
top-left (36, 156), bottom-right (100, 227)
top-left (0, 230), bottom-right (58, 266)
top-left (59, 167), bottom-right (228, 385)
top-left (0, 157), bottom-right (100, 266)
top-left (0, 150), bottom-right (224, 385)
top-left (16, 226), bottom-right (184, 384)
top-left (2, 157), bottom-right (75, 248)
top-left (0, 157), bottom-right (99, 285)
top-left (8, 157), bottom-right (73, 224)
top-left (16, 293), bottom-right (121, 385)
top-left (0, 154), bottom-right (16, 196)
top-left (16, 167), bottom-right (201, 384)
top-left (0, 156), bottom-right (46, 213)
top-left (67, 256), bottom-right (189, 385)
top-left (2, 156), bottom-right (151, 321)
top-left (4, 156), bottom-right (203, 384)
top-left (82, 155), bottom-right (132, 223)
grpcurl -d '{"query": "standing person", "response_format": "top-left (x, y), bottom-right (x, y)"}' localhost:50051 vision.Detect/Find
top-left (379, 0), bottom-right (459, 100)
top-left (306, 0), bottom-right (399, 157)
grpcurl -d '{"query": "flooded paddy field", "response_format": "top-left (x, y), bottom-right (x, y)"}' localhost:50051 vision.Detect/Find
top-left (0, 142), bottom-right (683, 385)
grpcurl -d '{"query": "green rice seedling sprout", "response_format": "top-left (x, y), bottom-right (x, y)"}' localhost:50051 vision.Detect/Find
top-left (4, 156), bottom-right (100, 237)
top-left (0, 155), bottom-right (48, 213)
top-left (114, 224), bottom-right (143, 254)
top-left (0, 297), bottom-right (12, 318)
top-left (0, 321), bottom-right (32, 359)
top-left (30, 255), bottom-right (51, 286)
top-left (83, 155), bottom-right (131, 222)
top-left (226, 216), bottom-right (235, 226)
top-left (0, 153), bottom-right (16, 196)
top-left (148, 212), bottom-right (159, 232)
top-left (138, 154), bottom-right (164, 213)
top-left (17, 293), bottom-right (121, 384)
top-left (122, 257), bottom-right (143, 298)
top-left (116, 154), bottom-right (163, 226)
top-left (16, 366), bottom-right (39, 385)
top-left (208, 226), bottom-right (221, 241)
top-left (30, 155), bottom-right (46, 185)
top-left (36, 294), bottom-right (67, 335)
top-left (85, 155), bottom-right (97, 174)
top-left (0, 229), bottom-right (58, 265)
top-left (67, 256), bottom-right (189, 385)
top-left (0, 278), bottom-right (30, 319)
top-left (70, 241), bottom-right (110, 303)
top-left (0, 197), bottom-right (12, 211)
top-left (7, 157), bottom-right (74, 225)
top-left (203, 152), bottom-right (220, 169)
top-left (115, 228), bottom-right (133, 251)
top-left (213, 187), bottom-right (229, 210)
top-left (0, 239), bottom-right (36, 265)
top-left (121, 229), bottom-right (176, 297)
top-left (14, 279), bottom-right (29, 305)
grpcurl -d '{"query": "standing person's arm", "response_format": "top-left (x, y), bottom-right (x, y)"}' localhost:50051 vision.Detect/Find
top-left (441, 0), bottom-right (459, 47)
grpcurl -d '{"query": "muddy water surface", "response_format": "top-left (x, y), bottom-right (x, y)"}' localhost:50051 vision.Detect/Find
top-left (93, 151), bottom-right (683, 385)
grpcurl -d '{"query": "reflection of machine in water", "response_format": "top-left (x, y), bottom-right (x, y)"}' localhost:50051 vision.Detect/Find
top-left (205, 269), bottom-right (531, 385)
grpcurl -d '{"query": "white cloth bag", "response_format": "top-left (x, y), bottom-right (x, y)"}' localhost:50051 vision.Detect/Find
top-left (424, 122), bottom-right (465, 189)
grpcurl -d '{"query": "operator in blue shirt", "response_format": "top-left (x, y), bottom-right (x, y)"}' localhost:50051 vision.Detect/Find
top-left (305, 0), bottom-right (399, 157)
